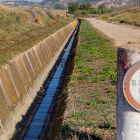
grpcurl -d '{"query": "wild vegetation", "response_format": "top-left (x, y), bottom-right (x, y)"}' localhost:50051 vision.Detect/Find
top-left (68, 2), bottom-right (92, 15)
top-left (0, 4), bottom-right (73, 66)
top-left (57, 19), bottom-right (117, 139)
top-left (100, 6), bottom-right (140, 26)
top-left (68, 2), bottom-right (114, 16)
top-left (3, 0), bottom-right (67, 9)
top-left (55, 3), bottom-right (67, 10)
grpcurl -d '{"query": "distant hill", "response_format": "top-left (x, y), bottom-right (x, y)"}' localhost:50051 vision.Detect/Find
top-left (45, 0), bottom-right (134, 8)
top-left (58, 0), bottom-right (133, 8)
top-left (1, 0), bottom-right (134, 8)
top-left (2, 1), bottom-right (39, 7)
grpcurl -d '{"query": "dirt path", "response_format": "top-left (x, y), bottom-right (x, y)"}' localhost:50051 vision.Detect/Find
top-left (86, 18), bottom-right (140, 47)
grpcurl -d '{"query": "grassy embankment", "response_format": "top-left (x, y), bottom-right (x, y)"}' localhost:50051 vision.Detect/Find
top-left (0, 4), bottom-right (73, 66)
top-left (57, 19), bottom-right (117, 140)
top-left (100, 6), bottom-right (140, 26)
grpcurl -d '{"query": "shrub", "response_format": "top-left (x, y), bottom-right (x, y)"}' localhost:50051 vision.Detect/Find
top-left (46, 11), bottom-right (55, 19)
top-left (34, 17), bottom-right (43, 25)
top-left (56, 14), bottom-right (61, 18)
top-left (35, 8), bottom-right (48, 18)
top-left (98, 4), bottom-right (106, 9)
top-left (102, 15), bottom-right (108, 19)
top-left (110, 11), bottom-right (119, 17)
top-left (82, 10), bottom-right (88, 16)
top-left (25, 7), bottom-right (38, 18)
top-left (74, 9), bottom-right (81, 16)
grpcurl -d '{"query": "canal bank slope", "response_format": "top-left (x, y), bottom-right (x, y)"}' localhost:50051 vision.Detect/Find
top-left (0, 20), bottom-right (78, 140)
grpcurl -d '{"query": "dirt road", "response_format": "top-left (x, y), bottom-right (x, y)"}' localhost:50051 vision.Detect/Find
top-left (86, 18), bottom-right (140, 47)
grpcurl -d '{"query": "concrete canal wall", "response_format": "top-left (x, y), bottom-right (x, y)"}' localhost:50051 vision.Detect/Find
top-left (0, 20), bottom-right (78, 140)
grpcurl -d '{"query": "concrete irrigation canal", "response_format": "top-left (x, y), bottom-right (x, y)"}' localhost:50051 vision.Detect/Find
top-left (0, 20), bottom-right (80, 140)
top-left (22, 22), bottom-right (80, 140)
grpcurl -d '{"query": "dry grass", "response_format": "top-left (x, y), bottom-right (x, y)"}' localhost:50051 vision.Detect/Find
top-left (101, 6), bottom-right (140, 26)
top-left (0, 4), bottom-right (57, 40)
top-left (0, 4), bottom-right (32, 39)
top-left (0, 4), bottom-right (73, 66)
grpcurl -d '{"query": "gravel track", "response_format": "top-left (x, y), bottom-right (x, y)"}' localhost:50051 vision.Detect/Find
top-left (86, 18), bottom-right (140, 47)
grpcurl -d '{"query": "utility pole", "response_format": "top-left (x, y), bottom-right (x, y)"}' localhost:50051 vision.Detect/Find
top-left (44, 0), bottom-right (46, 9)
top-left (117, 43), bottom-right (140, 140)
top-left (54, 2), bottom-right (55, 10)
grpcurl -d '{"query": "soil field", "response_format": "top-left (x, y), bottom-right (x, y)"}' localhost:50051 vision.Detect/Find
top-left (51, 10), bottom-right (66, 16)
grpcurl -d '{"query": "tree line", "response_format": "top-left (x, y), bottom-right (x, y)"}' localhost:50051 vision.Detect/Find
top-left (55, 4), bottom-right (67, 10)
top-left (68, 2), bottom-right (114, 15)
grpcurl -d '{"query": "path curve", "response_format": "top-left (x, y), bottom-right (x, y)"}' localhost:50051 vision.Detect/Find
top-left (86, 18), bottom-right (140, 47)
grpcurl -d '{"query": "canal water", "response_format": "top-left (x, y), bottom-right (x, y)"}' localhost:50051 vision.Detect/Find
top-left (23, 22), bottom-right (80, 140)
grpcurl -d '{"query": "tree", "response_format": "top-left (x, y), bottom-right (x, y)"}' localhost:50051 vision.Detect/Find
top-left (86, 2), bottom-right (92, 10)
top-left (89, 7), bottom-right (95, 14)
top-left (98, 4), bottom-right (106, 9)
top-left (80, 2), bottom-right (92, 11)
top-left (55, 3), bottom-right (66, 10)
top-left (82, 9), bottom-right (88, 15)
top-left (68, 2), bottom-right (76, 14)
top-left (80, 2), bottom-right (86, 10)
top-left (75, 2), bottom-right (79, 9)
top-left (68, 2), bottom-right (92, 15)
top-left (68, 2), bottom-right (80, 14)
top-left (74, 9), bottom-right (81, 16)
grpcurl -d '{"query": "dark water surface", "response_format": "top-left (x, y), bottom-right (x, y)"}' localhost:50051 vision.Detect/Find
top-left (23, 28), bottom-right (78, 140)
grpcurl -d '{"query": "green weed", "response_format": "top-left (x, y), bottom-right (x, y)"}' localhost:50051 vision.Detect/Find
top-left (75, 65), bottom-right (94, 74)
top-left (100, 75), bottom-right (107, 81)
top-left (80, 99), bottom-right (88, 104)
top-left (88, 98), bottom-right (110, 105)
top-left (59, 19), bottom-right (117, 140)
top-left (77, 75), bottom-right (88, 80)
top-left (69, 110), bottom-right (86, 119)
top-left (90, 76), bottom-right (99, 83)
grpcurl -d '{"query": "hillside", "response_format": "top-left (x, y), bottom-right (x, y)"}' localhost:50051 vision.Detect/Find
top-left (58, 0), bottom-right (133, 8)
top-left (100, 6), bottom-right (140, 26)
top-left (0, 4), bottom-right (73, 66)
top-left (2, 0), bottom-right (134, 9)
